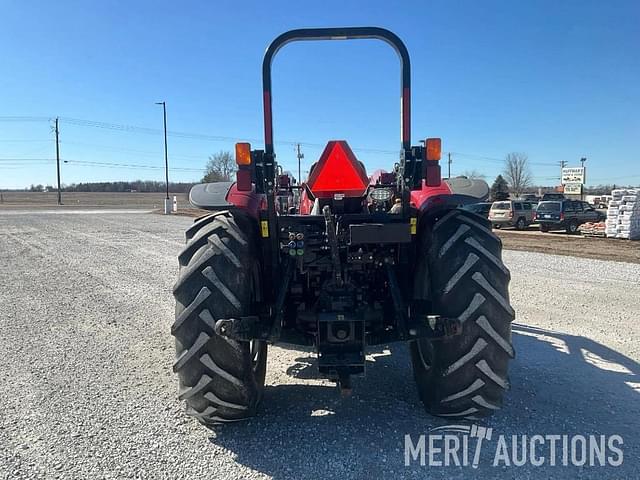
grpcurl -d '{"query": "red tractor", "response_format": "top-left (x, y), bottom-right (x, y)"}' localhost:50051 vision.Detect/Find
top-left (172, 27), bottom-right (514, 424)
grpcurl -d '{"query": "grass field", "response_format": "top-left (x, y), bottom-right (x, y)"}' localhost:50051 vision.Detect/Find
top-left (0, 191), bottom-right (190, 208)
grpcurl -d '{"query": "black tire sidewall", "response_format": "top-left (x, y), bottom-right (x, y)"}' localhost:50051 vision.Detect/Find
top-left (410, 209), bottom-right (514, 416)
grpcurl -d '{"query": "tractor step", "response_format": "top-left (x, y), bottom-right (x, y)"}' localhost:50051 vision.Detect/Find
top-left (408, 315), bottom-right (463, 340)
top-left (215, 316), bottom-right (270, 341)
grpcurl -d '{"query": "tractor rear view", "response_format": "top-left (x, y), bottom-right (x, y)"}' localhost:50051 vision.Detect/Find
top-left (172, 27), bottom-right (515, 424)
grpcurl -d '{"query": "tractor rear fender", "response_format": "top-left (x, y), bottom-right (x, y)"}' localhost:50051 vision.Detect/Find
top-left (417, 193), bottom-right (486, 214)
top-left (189, 182), bottom-right (266, 218)
top-left (412, 177), bottom-right (490, 212)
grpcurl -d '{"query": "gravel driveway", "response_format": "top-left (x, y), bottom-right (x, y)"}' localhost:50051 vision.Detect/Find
top-left (1, 211), bottom-right (638, 479)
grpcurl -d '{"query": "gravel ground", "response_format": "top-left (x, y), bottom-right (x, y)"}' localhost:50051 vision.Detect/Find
top-left (0, 211), bottom-right (638, 479)
top-left (0, 192), bottom-right (189, 208)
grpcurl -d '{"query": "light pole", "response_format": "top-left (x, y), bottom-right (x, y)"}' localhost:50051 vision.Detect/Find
top-left (55, 117), bottom-right (62, 205)
top-left (155, 101), bottom-right (169, 201)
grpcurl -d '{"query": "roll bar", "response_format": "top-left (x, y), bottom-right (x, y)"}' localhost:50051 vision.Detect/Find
top-left (262, 27), bottom-right (411, 154)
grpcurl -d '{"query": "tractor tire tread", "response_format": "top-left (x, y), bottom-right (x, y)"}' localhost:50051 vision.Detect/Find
top-left (411, 209), bottom-right (515, 419)
top-left (172, 211), bottom-right (266, 425)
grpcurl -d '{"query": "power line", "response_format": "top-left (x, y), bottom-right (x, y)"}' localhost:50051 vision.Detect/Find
top-left (2, 114), bottom-right (568, 165)
top-left (0, 158), bottom-right (56, 162)
top-left (1, 114), bottom-right (593, 182)
top-left (0, 165), bottom-right (54, 170)
top-left (588, 174), bottom-right (640, 181)
top-left (57, 116), bottom-right (399, 155)
top-left (0, 163), bottom-right (55, 168)
top-left (58, 117), bottom-right (572, 165)
top-left (59, 140), bottom-right (207, 161)
top-left (62, 159), bottom-right (204, 172)
top-left (59, 116), bottom-right (263, 143)
top-left (0, 139), bottom-right (52, 143)
top-left (451, 151), bottom-right (557, 167)
top-left (0, 116), bottom-right (51, 122)
top-left (0, 158), bottom-right (204, 172)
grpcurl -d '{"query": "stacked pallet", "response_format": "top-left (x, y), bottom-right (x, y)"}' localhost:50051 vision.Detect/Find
top-left (579, 222), bottom-right (606, 237)
top-left (605, 189), bottom-right (640, 240)
top-left (605, 190), bottom-right (623, 237)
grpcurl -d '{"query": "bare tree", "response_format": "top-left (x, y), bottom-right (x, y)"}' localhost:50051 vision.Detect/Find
top-left (503, 152), bottom-right (532, 197)
top-left (203, 151), bottom-right (234, 182)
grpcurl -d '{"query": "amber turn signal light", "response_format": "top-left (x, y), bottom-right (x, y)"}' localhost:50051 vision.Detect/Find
top-left (235, 142), bottom-right (252, 165)
top-left (425, 138), bottom-right (441, 161)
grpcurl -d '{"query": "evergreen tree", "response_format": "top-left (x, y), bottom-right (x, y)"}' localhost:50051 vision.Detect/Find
top-left (490, 175), bottom-right (509, 201)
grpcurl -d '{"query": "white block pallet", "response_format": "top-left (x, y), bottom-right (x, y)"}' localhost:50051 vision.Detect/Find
top-left (606, 188), bottom-right (640, 240)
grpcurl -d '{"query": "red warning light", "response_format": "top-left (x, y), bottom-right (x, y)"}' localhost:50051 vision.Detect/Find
top-left (306, 141), bottom-right (369, 198)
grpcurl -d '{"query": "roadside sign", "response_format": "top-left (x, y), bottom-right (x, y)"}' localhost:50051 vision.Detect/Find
top-left (563, 183), bottom-right (582, 195)
top-left (561, 167), bottom-right (585, 185)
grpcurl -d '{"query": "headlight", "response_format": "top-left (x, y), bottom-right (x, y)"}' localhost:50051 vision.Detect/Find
top-left (370, 188), bottom-right (393, 203)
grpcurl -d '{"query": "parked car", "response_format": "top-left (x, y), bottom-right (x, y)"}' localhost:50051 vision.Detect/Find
top-left (519, 194), bottom-right (540, 202)
top-left (590, 196), bottom-right (611, 209)
top-left (585, 195), bottom-right (612, 208)
top-left (489, 200), bottom-right (535, 229)
top-left (535, 200), bottom-right (603, 233)
top-left (462, 202), bottom-right (492, 218)
top-left (541, 192), bottom-right (565, 201)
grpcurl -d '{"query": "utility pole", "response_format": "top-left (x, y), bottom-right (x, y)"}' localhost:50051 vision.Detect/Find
top-left (296, 143), bottom-right (304, 184)
top-left (155, 101), bottom-right (169, 200)
top-left (558, 160), bottom-right (567, 185)
top-left (580, 157), bottom-right (587, 200)
top-left (55, 117), bottom-right (62, 205)
top-left (447, 152), bottom-right (452, 179)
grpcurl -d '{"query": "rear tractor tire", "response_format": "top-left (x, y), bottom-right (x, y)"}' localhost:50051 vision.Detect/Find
top-left (172, 211), bottom-right (267, 425)
top-left (410, 209), bottom-right (515, 419)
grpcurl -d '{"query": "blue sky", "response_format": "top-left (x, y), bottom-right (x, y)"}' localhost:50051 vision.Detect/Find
top-left (1, 0), bottom-right (638, 189)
